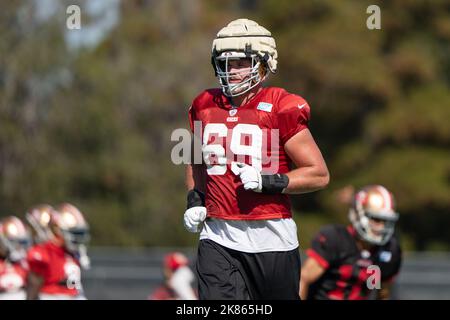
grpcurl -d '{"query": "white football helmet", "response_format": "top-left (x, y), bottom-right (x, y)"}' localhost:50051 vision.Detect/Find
top-left (53, 203), bottom-right (91, 269)
top-left (25, 204), bottom-right (55, 244)
top-left (349, 185), bottom-right (399, 245)
top-left (211, 18), bottom-right (278, 97)
top-left (0, 216), bottom-right (31, 262)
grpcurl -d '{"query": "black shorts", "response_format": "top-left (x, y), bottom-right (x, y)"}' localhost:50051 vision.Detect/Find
top-left (196, 239), bottom-right (301, 300)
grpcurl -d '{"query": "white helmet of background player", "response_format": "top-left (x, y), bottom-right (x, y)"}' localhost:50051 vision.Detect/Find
top-left (25, 204), bottom-right (55, 244)
top-left (211, 18), bottom-right (278, 97)
top-left (349, 185), bottom-right (399, 246)
top-left (52, 203), bottom-right (91, 269)
top-left (0, 216), bottom-right (31, 262)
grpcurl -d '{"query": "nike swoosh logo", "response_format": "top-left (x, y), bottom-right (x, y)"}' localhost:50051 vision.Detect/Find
top-left (298, 103), bottom-right (307, 109)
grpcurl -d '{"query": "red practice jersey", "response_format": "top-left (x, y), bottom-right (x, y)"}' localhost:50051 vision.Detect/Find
top-left (189, 87), bottom-right (311, 220)
top-left (0, 259), bottom-right (28, 294)
top-left (27, 241), bottom-right (83, 296)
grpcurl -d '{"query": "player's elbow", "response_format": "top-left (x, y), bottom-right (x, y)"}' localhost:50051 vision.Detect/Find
top-left (315, 166), bottom-right (330, 190)
top-left (322, 170), bottom-right (330, 189)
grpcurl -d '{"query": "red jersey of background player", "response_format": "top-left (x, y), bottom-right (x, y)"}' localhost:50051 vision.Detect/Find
top-left (0, 259), bottom-right (28, 299)
top-left (189, 86), bottom-right (311, 220)
top-left (27, 241), bottom-right (82, 297)
top-left (149, 285), bottom-right (177, 300)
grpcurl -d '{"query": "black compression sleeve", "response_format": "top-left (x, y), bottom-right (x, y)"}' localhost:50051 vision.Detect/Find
top-left (187, 189), bottom-right (205, 209)
top-left (261, 173), bottom-right (289, 194)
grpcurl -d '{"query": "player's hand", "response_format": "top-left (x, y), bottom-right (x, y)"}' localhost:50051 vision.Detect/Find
top-left (235, 162), bottom-right (262, 192)
top-left (183, 206), bottom-right (207, 233)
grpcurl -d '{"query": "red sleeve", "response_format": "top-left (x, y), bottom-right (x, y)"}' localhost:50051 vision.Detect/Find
top-left (306, 249), bottom-right (330, 269)
top-left (277, 94), bottom-right (311, 145)
top-left (26, 246), bottom-right (49, 277)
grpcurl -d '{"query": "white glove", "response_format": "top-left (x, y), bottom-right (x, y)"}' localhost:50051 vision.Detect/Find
top-left (235, 162), bottom-right (262, 192)
top-left (183, 206), bottom-right (207, 233)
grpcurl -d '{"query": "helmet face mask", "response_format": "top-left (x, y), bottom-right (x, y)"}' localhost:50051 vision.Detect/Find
top-left (3, 238), bottom-right (30, 262)
top-left (53, 203), bottom-right (91, 269)
top-left (349, 185), bottom-right (399, 246)
top-left (214, 51), bottom-right (265, 97)
top-left (61, 227), bottom-right (90, 252)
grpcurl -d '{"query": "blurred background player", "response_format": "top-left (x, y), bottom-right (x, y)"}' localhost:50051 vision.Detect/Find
top-left (26, 204), bottom-right (91, 269)
top-left (26, 203), bottom-right (90, 300)
top-left (300, 185), bottom-right (402, 300)
top-left (0, 216), bottom-right (31, 300)
top-left (149, 252), bottom-right (197, 300)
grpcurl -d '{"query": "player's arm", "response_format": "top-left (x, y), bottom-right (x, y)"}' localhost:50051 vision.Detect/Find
top-left (186, 131), bottom-right (207, 192)
top-left (185, 164), bottom-right (195, 191)
top-left (299, 257), bottom-right (326, 300)
top-left (283, 128), bottom-right (329, 194)
top-left (26, 271), bottom-right (44, 300)
top-left (236, 98), bottom-right (329, 195)
top-left (26, 246), bottom-right (49, 300)
top-left (235, 129), bottom-right (329, 193)
top-left (185, 139), bottom-right (207, 207)
top-left (185, 164), bottom-right (206, 192)
top-left (184, 138), bottom-right (208, 233)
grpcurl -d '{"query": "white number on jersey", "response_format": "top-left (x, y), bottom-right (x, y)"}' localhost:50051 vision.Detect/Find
top-left (203, 123), bottom-right (262, 175)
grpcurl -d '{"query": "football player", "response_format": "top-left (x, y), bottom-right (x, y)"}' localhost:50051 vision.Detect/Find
top-left (184, 19), bottom-right (329, 300)
top-left (300, 185), bottom-right (402, 300)
top-left (26, 203), bottom-right (90, 300)
top-left (0, 216), bottom-right (30, 300)
top-left (149, 252), bottom-right (197, 300)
